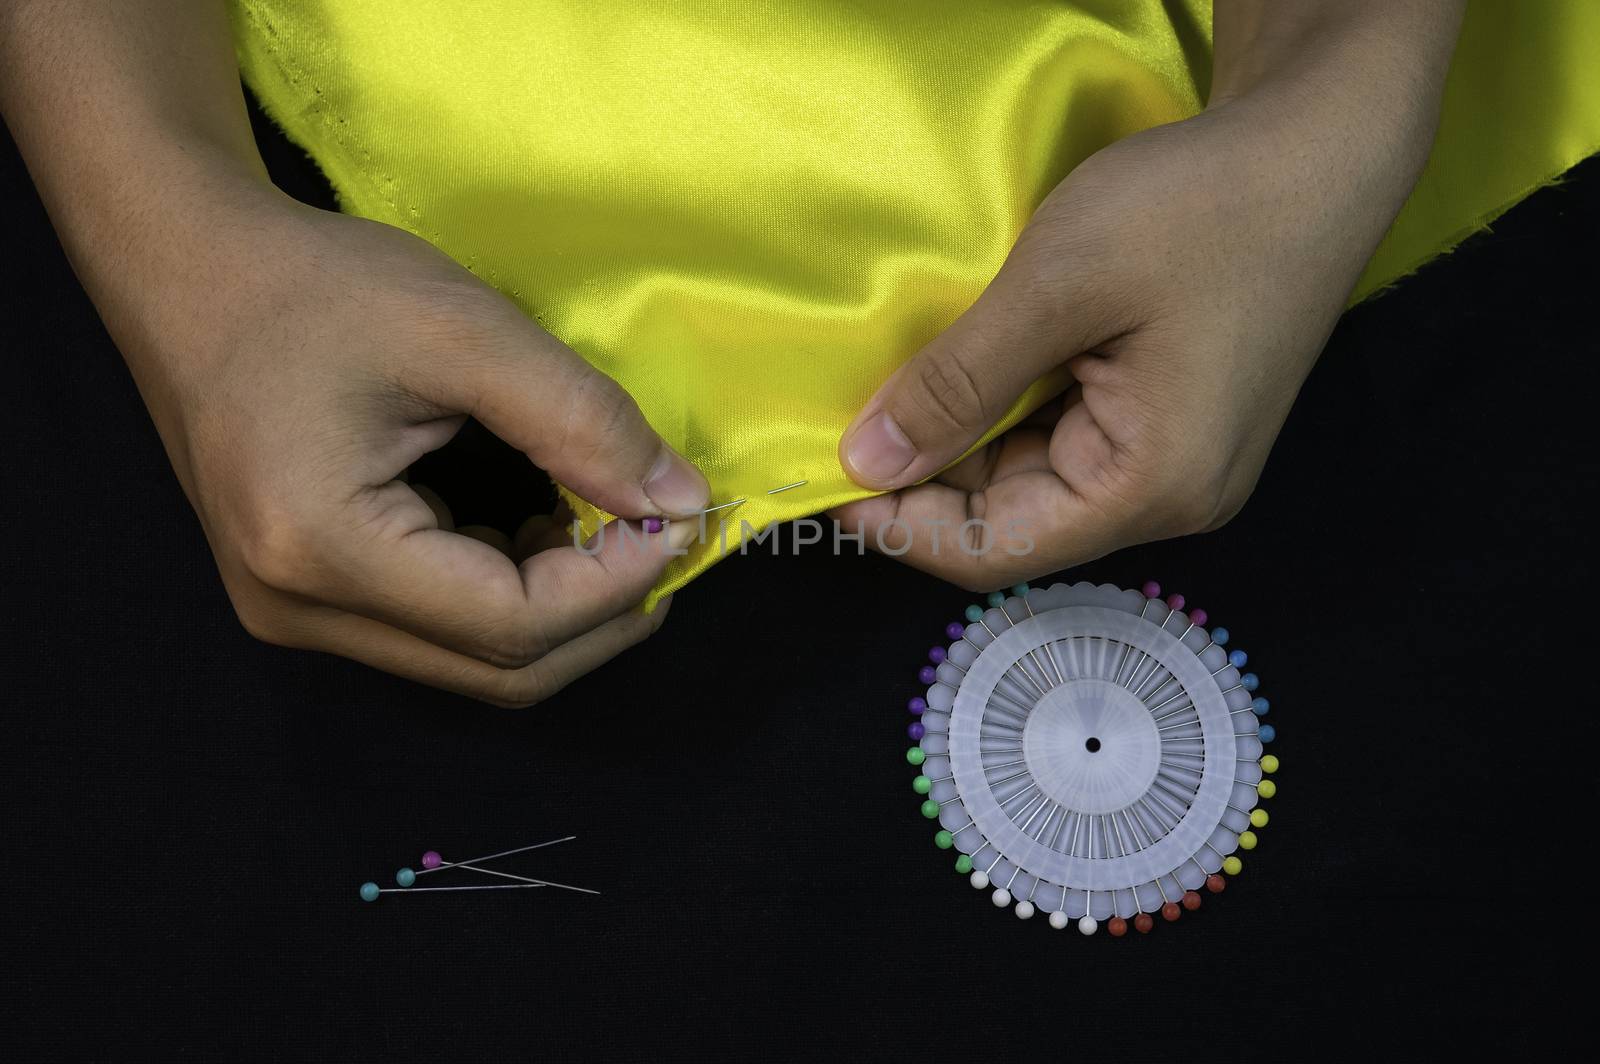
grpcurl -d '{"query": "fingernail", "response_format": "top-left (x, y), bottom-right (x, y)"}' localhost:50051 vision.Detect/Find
top-left (645, 447), bottom-right (711, 516)
top-left (845, 411), bottom-right (917, 485)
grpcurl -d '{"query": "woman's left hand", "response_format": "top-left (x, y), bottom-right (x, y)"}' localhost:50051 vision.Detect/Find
top-left (832, 1), bottom-right (1462, 589)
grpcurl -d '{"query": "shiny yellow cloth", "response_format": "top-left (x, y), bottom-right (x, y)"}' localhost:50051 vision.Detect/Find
top-left (231, 0), bottom-right (1600, 605)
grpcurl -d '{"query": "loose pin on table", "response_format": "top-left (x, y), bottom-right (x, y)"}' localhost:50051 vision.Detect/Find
top-left (360, 882), bottom-right (547, 901)
top-left (360, 834), bottom-right (599, 903)
top-left (413, 836), bottom-right (575, 878)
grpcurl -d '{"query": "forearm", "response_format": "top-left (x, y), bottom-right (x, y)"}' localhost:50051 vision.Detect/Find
top-left (1211, 0), bottom-right (1465, 159)
top-left (1202, 0), bottom-right (1466, 262)
top-left (0, 1), bottom-right (278, 349)
top-left (1212, 0), bottom-right (1465, 111)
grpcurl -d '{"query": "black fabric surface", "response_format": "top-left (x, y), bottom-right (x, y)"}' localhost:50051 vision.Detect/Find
top-left (2, 96), bottom-right (1590, 1059)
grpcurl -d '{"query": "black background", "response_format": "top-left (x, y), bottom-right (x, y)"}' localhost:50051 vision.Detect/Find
top-left (2, 92), bottom-right (1591, 1059)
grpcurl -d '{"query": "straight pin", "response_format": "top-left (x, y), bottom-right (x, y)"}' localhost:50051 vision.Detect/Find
top-left (363, 882), bottom-right (548, 900)
top-left (416, 836), bottom-right (574, 877)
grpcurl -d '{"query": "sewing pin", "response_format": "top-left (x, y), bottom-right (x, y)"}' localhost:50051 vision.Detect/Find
top-left (766, 480), bottom-right (807, 495)
top-left (1017, 876), bottom-right (1039, 921)
top-left (362, 882), bottom-right (550, 900)
top-left (385, 836), bottom-right (600, 896)
top-left (1008, 583), bottom-right (1065, 688)
top-left (414, 836), bottom-right (575, 877)
top-left (374, 866), bottom-right (598, 899)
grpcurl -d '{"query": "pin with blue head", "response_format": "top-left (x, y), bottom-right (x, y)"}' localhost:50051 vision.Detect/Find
top-left (358, 837), bottom-right (595, 902)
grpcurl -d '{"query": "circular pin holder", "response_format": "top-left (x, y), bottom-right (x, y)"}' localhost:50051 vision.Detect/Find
top-left (904, 580), bottom-right (1278, 936)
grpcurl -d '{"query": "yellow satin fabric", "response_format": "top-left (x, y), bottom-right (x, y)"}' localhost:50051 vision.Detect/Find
top-left (231, 1), bottom-right (1600, 605)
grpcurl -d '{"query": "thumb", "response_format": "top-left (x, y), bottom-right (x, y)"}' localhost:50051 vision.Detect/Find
top-left (436, 309), bottom-right (709, 518)
top-left (839, 277), bottom-right (1102, 490)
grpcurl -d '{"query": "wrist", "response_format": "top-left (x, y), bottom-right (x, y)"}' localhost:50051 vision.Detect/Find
top-left (1201, 53), bottom-right (1447, 235)
top-left (52, 151), bottom-right (300, 376)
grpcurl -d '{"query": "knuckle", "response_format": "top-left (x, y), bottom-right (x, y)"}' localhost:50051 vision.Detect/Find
top-left (908, 354), bottom-right (987, 435)
top-left (387, 279), bottom-right (518, 389)
top-left (617, 607), bottom-right (658, 644)
top-left (1166, 473), bottom-right (1233, 535)
top-left (236, 508), bottom-right (319, 593)
top-left (552, 369), bottom-right (639, 466)
top-left (953, 571), bottom-right (993, 595)
top-left (480, 612), bottom-right (552, 671)
top-left (485, 665), bottom-right (556, 709)
top-left (401, 278), bottom-right (508, 342)
top-left (1198, 485), bottom-right (1249, 533)
top-left (230, 594), bottom-right (293, 648)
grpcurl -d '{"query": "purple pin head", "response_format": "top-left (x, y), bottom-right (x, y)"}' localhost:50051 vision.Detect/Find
top-left (1188, 608), bottom-right (1208, 627)
top-left (918, 665), bottom-right (938, 685)
top-left (421, 850), bottom-right (442, 870)
top-left (1166, 593), bottom-right (1185, 611)
top-left (945, 621), bottom-right (966, 641)
top-left (907, 722), bottom-right (926, 741)
top-left (908, 696), bottom-right (928, 716)
top-left (642, 517), bottom-right (664, 534)
top-left (1141, 580), bottom-right (1161, 599)
top-left (928, 646), bottom-right (947, 665)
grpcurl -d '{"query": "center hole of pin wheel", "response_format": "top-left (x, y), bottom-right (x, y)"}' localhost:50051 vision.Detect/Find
top-left (1085, 737), bottom-right (1102, 753)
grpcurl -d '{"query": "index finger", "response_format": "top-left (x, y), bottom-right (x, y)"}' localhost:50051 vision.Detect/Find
top-left (277, 480), bottom-right (693, 669)
top-left (830, 473), bottom-right (1131, 591)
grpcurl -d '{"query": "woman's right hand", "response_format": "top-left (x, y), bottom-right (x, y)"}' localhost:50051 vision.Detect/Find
top-left (119, 194), bottom-right (708, 704)
top-left (4, 2), bottom-right (709, 703)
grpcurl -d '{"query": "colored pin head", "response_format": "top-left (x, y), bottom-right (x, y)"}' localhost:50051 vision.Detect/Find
top-left (360, 836), bottom-right (596, 902)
